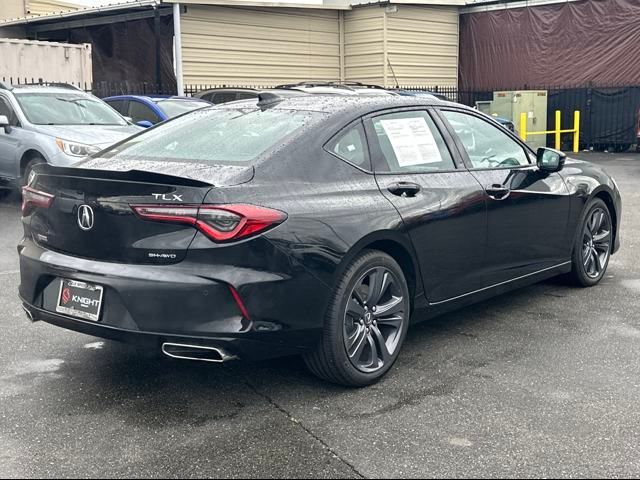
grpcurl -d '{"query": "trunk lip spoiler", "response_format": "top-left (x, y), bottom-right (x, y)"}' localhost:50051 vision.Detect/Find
top-left (31, 163), bottom-right (255, 189)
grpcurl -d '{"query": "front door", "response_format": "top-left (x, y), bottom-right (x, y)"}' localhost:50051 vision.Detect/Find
top-left (438, 108), bottom-right (572, 286)
top-left (0, 95), bottom-right (21, 180)
top-left (365, 109), bottom-right (488, 303)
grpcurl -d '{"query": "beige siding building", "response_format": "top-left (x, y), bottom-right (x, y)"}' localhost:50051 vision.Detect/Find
top-left (0, 0), bottom-right (465, 89)
top-left (0, 0), bottom-right (80, 20)
top-left (180, 5), bottom-right (343, 86)
top-left (170, 0), bottom-right (462, 88)
top-left (344, 6), bottom-right (385, 85)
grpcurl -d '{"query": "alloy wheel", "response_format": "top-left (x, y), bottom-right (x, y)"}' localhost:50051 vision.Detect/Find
top-left (343, 267), bottom-right (407, 373)
top-left (582, 207), bottom-right (611, 279)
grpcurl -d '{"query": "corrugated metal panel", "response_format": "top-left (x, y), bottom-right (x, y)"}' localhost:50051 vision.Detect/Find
top-left (344, 6), bottom-right (385, 85)
top-left (386, 5), bottom-right (458, 87)
top-left (27, 0), bottom-right (80, 16)
top-left (0, 38), bottom-right (92, 84)
top-left (0, 1), bottom-right (26, 21)
top-left (181, 5), bottom-right (341, 86)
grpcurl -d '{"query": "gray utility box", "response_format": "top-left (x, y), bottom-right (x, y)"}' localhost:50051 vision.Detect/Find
top-left (477, 91), bottom-right (549, 150)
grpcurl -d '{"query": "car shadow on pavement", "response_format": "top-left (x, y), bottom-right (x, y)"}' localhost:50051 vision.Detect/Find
top-left (37, 276), bottom-right (582, 423)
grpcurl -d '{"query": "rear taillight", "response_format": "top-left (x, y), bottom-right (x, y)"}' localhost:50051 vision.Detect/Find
top-left (21, 186), bottom-right (54, 216)
top-left (131, 204), bottom-right (287, 242)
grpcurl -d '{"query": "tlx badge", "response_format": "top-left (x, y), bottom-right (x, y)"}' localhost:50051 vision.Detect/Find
top-left (152, 193), bottom-right (183, 202)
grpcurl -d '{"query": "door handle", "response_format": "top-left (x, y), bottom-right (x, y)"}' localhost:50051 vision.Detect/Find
top-left (486, 184), bottom-right (511, 200)
top-left (387, 182), bottom-right (421, 198)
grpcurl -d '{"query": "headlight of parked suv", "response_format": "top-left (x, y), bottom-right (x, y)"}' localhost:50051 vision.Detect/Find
top-left (55, 139), bottom-right (101, 157)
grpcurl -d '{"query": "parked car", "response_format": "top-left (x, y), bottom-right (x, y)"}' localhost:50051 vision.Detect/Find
top-left (494, 116), bottom-right (516, 132)
top-left (278, 81), bottom-right (398, 97)
top-left (0, 82), bottom-right (141, 190)
top-left (194, 88), bottom-right (307, 104)
top-left (395, 89), bottom-right (449, 101)
top-left (104, 95), bottom-right (212, 127)
top-left (19, 94), bottom-right (621, 386)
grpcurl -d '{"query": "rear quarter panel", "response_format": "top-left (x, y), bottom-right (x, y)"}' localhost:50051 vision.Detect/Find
top-left (201, 128), bottom-right (410, 332)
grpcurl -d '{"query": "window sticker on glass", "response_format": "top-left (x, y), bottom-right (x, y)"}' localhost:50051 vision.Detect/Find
top-left (379, 117), bottom-right (443, 167)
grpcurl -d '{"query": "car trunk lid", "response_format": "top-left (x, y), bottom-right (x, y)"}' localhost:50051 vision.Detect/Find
top-left (24, 161), bottom-right (254, 264)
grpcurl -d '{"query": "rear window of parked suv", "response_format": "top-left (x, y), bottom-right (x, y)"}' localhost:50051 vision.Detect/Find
top-left (100, 107), bottom-right (325, 164)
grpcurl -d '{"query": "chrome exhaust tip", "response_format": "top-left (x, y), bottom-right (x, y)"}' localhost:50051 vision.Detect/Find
top-left (161, 343), bottom-right (237, 363)
top-left (22, 305), bottom-right (35, 322)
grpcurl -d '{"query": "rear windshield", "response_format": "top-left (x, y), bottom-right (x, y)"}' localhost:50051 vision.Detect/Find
top-left (15, 92), bottom-right (128, 126)
top-left (155, 99), bottom-right (211, 118)
top-left (100, 107), bottom-right (323, 164)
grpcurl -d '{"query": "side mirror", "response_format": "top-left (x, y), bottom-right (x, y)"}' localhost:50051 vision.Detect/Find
top-left (136, 120), bottom-right (154, 129)
top-left (124, 116), bottom-right (134, 123)
top-left (0, 115), bottom-right (10, 133)
top-left (537, 147), bottom-right (566, 173)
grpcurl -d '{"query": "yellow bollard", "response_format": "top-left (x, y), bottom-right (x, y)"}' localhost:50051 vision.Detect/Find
top-left (555, 110), bottom-right (561, 150)
top-left (520, 112), bottom-right (527, 142)
top-left (573, 110), bottom-right (580, 153)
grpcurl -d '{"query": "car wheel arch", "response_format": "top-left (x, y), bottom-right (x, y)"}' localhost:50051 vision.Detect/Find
top-left (591, 189), bottom-right (618, 250)
top-left (332, 232), bottom-right (422, 307)
top-left (20, 149), bottom-right (47, 176)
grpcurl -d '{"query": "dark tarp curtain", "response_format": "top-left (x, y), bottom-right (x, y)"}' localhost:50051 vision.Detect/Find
top-left (68, 17), bottom-right (176, 92)
top-left (459, 0), bottom-right (640, 90)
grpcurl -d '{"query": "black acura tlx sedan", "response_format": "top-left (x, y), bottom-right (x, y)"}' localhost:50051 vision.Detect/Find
top-left (19, 94), bottom-right (621, 387)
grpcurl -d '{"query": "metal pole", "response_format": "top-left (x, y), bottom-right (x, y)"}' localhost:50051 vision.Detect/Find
top-left (555, 110), bottom-right (561, 150)
top-left (573, 110), bottom-right (581, 153)
top-left (154, 7), bottom-right (162, 93)
top-left (173, 2), bottom-right (184, 96)
top-left (520, 112), bottom-right (528, 142)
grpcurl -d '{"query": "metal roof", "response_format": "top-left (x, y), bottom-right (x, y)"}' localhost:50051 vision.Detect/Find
top-left (0, 0), bottom-right (541, 28)
top-left (0, 0), bottom-right (160, 27)
top-left (462, 0), bottom-right (582, 13)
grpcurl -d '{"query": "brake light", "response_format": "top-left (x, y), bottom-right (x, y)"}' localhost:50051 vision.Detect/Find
top-left (131, 204), bottom-right (287, 242)
top-left (21, 186), bottom-right (54, 216)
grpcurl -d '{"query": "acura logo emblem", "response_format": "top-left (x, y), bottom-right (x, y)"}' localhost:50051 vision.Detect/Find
top-left (78, 205), bottom-right (95, 231)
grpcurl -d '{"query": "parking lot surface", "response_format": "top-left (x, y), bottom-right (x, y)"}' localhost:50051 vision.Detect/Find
top-left (1, 152), bottom-right (639, 478)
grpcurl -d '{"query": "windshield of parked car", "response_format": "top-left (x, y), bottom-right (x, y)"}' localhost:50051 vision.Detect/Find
top-left (14, 92), bottom-right (128, 126)
top-left (155, 99), bottom-right (211, 118)
top-left (100, 107), bottom-right (324, 164)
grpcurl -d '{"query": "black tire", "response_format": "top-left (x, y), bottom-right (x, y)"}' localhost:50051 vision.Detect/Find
top-left (569, 198), bottom-right (613, 287)
top-left (21, 155), bottom-right (45, 188)
top-left (304, 250), bottom-right (411, 387)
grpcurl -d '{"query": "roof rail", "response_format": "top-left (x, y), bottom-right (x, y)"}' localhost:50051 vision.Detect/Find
top-left (48, 82), bottom-right (83, 91)
top-left (12, 82), bottom-right (82, 91)
top-left (276, 80), bottom-right (388, 91)
top-left (0, 81), bottom-right (13, 91)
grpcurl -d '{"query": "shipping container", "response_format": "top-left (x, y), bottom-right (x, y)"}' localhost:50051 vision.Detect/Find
top-left (0, 37), bottom-right (92, 86)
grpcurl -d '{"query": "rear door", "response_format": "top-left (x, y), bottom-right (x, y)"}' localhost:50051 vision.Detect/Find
top-left (438, 108), bottom-right (571, 286)
top-left (128, 100), bottom-right (162, 125)
top-left (105, 99), bottom-right (129, 117)
top-left (365, 108), bottom-right (488, 303)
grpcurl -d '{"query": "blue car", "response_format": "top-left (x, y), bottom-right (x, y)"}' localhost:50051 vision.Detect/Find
top-left (104, 95), bottom-right (212, 128)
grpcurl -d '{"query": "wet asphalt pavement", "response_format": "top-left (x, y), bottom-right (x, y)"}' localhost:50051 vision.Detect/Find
top-left (0, 152), bottom-right (639, 478)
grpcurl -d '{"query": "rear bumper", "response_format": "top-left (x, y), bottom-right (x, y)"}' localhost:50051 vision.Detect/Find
top-left (20, 299), bottom-right (295, 360)
top-left (18, 239), bottom-right (327, 360)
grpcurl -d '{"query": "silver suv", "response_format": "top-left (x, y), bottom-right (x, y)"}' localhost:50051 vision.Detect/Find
top-left (0, 83), bottom-right (141, 189)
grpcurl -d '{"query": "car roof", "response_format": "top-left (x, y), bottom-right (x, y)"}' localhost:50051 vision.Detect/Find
top-left (105, 95), bottom-right (207, 102)
top-left (9, 84), bottom-right (91, 95)
top-left (218, 94), bottom-right (455, 118)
